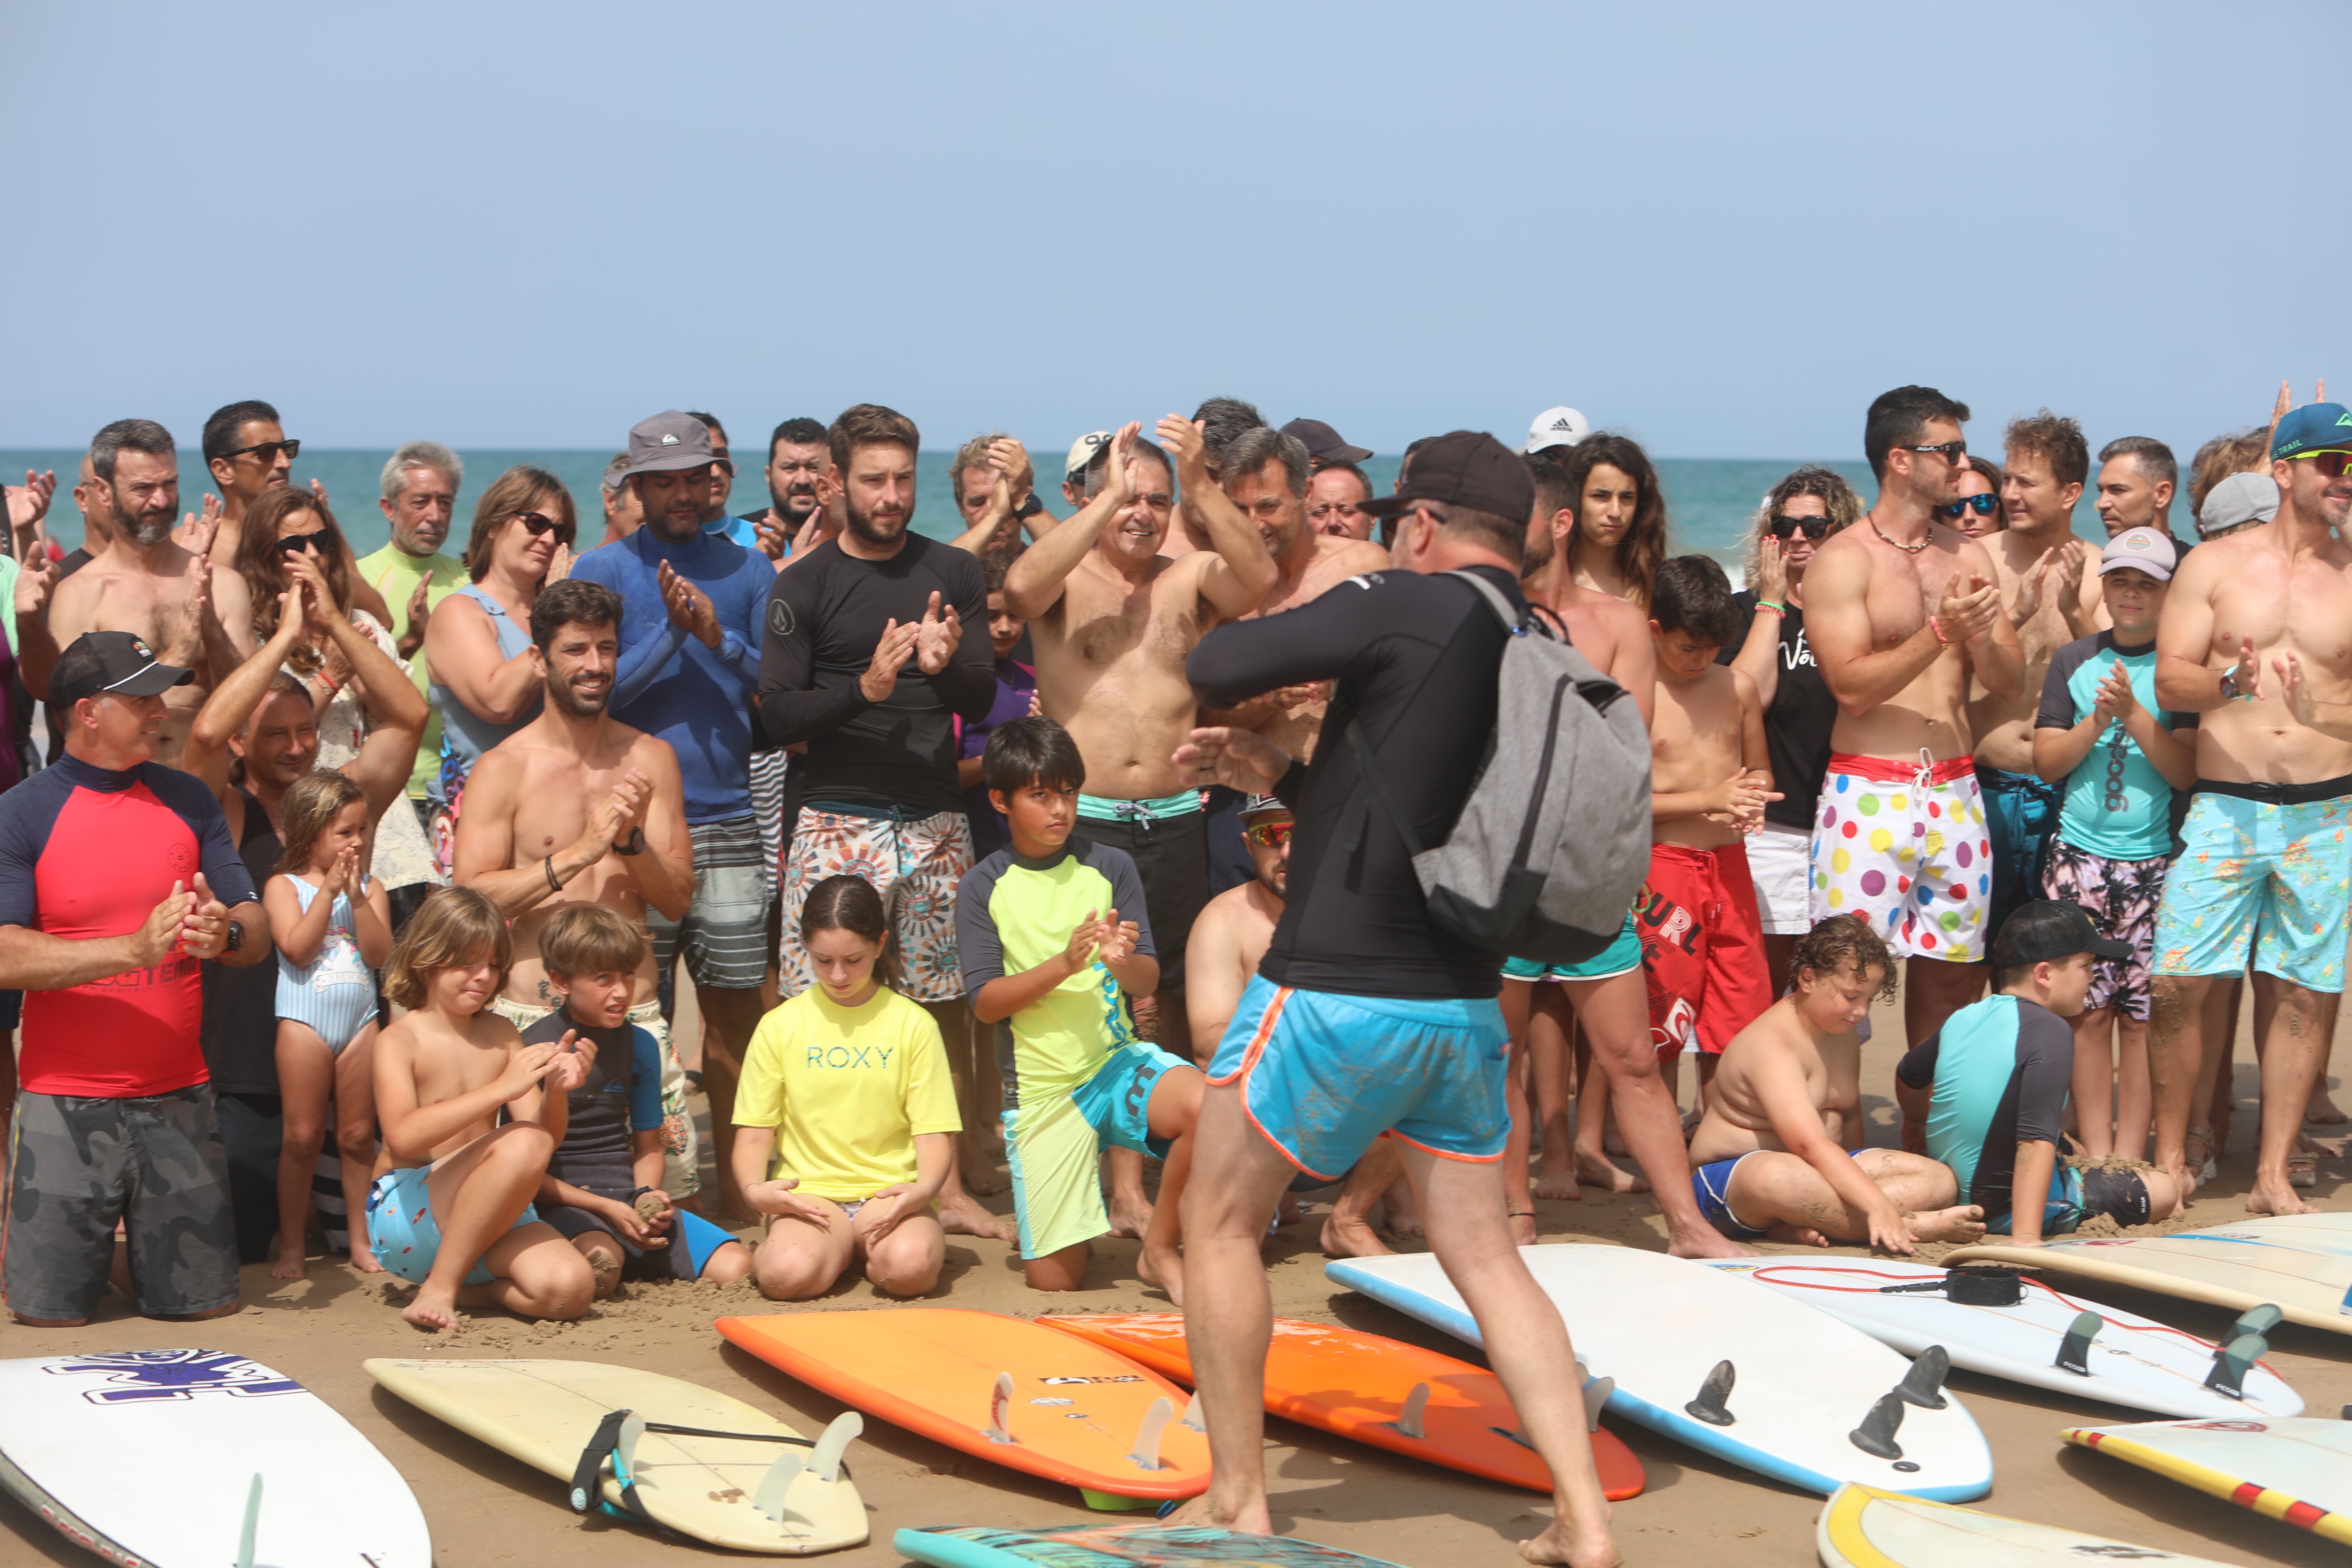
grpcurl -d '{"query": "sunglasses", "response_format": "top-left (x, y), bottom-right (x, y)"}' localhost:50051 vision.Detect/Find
top-left (2292, 449), bottom-right (2352, 478)
top-left (1897, 441), bottom-right (1968, 462)
top-left (512, 510), bottom-right (575, 543)
top-left (1938, 493), bottom-right (2000, 519)
top-left (1243, 820), bottom-right (1293, 849)
top-left (1767, 514), bottom-right (1833, 540)
top-left (273, 529), bottom-right (330, 557)
top-left (222, 438), bottom-right (301, 464)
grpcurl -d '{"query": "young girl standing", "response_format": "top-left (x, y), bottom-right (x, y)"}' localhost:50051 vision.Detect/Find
top-left (266, 771), bottom-right (394, 1279)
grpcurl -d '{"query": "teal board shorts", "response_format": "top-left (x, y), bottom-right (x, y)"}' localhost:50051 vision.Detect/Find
top-left (367, 1163), bottom-right (541, 1287)
top-left (1501, 914), bottom-right (1642, 983)
top-left (2152, 783), bottom-right (2352, 993)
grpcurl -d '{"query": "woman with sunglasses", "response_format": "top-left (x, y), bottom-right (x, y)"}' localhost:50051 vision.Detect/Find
top-left (1722, 466), bottom-right (1865, 987)
top-left (1943, 455), bottom-right (2006, 541)
top-left (420, 466), bottom-right (574, 877)
top-left (233, 487), bottom-right (438, 896)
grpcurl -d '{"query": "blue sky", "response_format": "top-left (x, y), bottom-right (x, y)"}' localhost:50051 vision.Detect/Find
top-left (6, 3), bottom-right (2345, 460)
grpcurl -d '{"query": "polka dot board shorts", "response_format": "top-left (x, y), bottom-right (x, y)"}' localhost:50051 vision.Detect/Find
top-left (1810, 751), bottom-right (1991, 962)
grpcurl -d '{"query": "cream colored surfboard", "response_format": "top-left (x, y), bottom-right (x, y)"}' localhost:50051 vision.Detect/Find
top-left (1815, 1481), bottom-right (2238, 1566)
top-left (364, 1357), bottom-right (866, 1553)
top-left (1944, 1227), bottom-right (2352, 1337)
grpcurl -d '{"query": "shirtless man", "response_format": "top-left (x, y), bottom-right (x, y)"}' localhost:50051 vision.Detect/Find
top-left (1688, 916), bottom-right (1981, 1250)
top-left (453, 579), bottom-right (700, 1191)
top-left (1509, 458), bottom-right (1749, 1257)
top-left (1806, 386), bottom-right (2025, 1051)
top-left (1971, 412), bottom-right (2101, 941)
top-left (26, 419), bottom-right (254, 768)
top-left (2149, 399), bottom-right (2352, 1216)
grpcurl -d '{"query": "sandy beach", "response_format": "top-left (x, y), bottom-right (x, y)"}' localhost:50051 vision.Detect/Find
top-left (4, 995), bottom-right (2344, 1568)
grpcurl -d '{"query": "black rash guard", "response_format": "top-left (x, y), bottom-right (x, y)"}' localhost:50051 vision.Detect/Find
top-left (1186, 565), bottom-right (1520, 1001)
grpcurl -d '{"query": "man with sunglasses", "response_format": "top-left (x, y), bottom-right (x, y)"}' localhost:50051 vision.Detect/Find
top-left (1805, 386), bottom-right (2025, 1057)
top-left (2148, 400), bottom-right (2352, 1219)
top-left (194, 400), bottom-right (393, 626)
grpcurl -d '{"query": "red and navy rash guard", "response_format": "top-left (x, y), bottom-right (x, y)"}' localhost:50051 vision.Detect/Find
top-left (0, 753), bottom-right (258, 1097)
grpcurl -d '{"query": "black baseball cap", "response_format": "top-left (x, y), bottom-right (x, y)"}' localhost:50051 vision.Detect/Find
top-left (1991, 900), bottom-right (2131, 967)
top-left (50, 630), bottom-right (193, 709)
top-left (1279, 417), bottom-right (1373, 466)
top-left (1361, 430), bottom-right (1534, 523)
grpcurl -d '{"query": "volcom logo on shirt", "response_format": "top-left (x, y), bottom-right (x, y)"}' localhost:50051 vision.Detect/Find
top-left (770, 599), bottom-right (796, 636)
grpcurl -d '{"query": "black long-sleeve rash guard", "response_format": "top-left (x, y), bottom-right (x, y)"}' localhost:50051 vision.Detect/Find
top-left (1186, 564), bottom-right (1520, 1001)
top-left (756, 535), bottom-right (995, 818)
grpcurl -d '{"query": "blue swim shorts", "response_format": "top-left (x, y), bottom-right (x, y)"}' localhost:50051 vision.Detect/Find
top-left (1501, 914), bottom-right (1643, 983)
top-left (2152, 787), bottom-right (2352, 993)
top-left (1689, 1148), bottom-right (1869, 1241)
top-left (1208, 975), bottom-right (1510, 1183)
top-left (1005, 1040), bottom-right (1190, 1260)
top-left (366, 1164), bottom-right (541, 1287)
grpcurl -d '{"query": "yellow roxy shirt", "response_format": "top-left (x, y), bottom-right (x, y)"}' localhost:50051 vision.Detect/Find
top-left (734, 985), bottom-right (962, 1200)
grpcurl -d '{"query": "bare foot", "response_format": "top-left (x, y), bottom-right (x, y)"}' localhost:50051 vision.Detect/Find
top-left (401, 1285), bottom-right (460, 1332)
top-left (1162, 1492), bottom-right (1271, 1536)
top-left (1573, 1148), bottom-right (1649, 1194)
top-left (269, 1248), bottom-right (308, 1281)
top-left (1138, 1243), bottom-right (1184, 1305)
top-left (2247, 1180), bottom-right (2319, 1216)
top-left (1905, 1204), bottom-right (1987, 1244)
top-left (1108, 1195), bottom-right (1154, 1242)
top-left (1384, 1182), bottom-right (1426, 1241)
top-left (2307, 1088), bottom-right (2349, 1126)
top-left (1276, 1196), bottom-right (1312, 1230)
top-left (1534, 1165), bottom-right (1582, 1201)
top-left (959, 1156), bottom-right (1010, 1197)
top-left (1509, 1211), bottom-right (1538, 1247)
top-left (349, 1248), bottom-right (386, 1275)
top-left (1765, 1223), bottom-right (1832, 1248)
top-left (1667, 1223), bottom-right (1759, 1260)
top-left (937, 1192), bottom-right (1015, 1241)
top-left (1320, 1211), bottom-right (1395, 1259)
top-left (1517, 1513), bottom-right (1622, 1568)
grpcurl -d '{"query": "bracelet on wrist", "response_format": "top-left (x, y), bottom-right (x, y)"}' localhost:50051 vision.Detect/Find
top-left (1754, 600), bottom-right (1786, 616)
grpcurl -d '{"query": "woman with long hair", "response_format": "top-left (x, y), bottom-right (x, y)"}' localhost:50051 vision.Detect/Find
top-left (1553, 433), bottom-right (1671, 607)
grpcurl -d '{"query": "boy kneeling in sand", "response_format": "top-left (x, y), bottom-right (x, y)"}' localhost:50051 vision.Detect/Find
top-left (1687, 917), bottom-right (1985, 1251)
top-left (368, 886), bottom-right (597, 1330)
top-left (528, 905), bottom-right (752, 1296)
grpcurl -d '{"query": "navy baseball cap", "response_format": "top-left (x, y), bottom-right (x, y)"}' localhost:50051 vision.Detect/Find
top-left (1991, 900), bottom-right (2131, 967)
top-left (2271, 402), bottom-right (2352, 460)
top-left (1361, 430), bottom-right (1534, 523)
top-left (1279, 418), bottom-right (1372, 466)
top-left (51, 630), bottom-right (193, 709)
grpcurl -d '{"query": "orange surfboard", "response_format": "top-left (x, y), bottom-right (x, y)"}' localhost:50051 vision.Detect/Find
top-left (1040, 1314), bottom-right (1644, 1500)
top-left (716, 1310), bottom-right (1210, 1507)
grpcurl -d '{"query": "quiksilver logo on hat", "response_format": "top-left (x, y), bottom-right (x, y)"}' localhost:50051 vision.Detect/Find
top-left (660, 433), bottom-right (680, 446)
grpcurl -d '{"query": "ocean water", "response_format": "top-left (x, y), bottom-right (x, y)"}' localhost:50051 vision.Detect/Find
top-left (1, 446), bottom-right (1879, 580)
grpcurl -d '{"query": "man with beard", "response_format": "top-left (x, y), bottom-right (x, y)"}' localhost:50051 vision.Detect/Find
top-left (731, 417), bottom-right (837, 564)
top-left (28, 420), bottom-right (254, 768)
top-left (571, 411), bottom-right (777, 1224)
top-left (758, 403), bottom-right (1005, 1239)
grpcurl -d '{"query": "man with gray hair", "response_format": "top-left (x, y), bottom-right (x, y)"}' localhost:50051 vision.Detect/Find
top-left (2095, 435), bottom-right (2184, 547)
top-left (25, 420), bottom-right (255, 768)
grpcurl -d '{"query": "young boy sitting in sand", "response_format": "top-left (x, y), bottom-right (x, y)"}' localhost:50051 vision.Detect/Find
top-left (526, 905), bottom-right (751, 1296)
top-left (368, 886), bottom-right (597, 1330)
top-left (1897, 900), bottom-right (2182, 1244)
top-left (1687, 916), bottom-right (1985, 1251)
top-left (956, 716), bottom-right (1203, 1298)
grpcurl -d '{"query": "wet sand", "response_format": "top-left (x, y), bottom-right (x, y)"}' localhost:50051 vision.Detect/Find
top-left (3, 999), bottom-right (2346, 1568)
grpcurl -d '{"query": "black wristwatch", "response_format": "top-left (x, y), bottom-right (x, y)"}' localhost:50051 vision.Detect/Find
top-left (614, 827), bottom-right (645, 857)
top-left (1012, 493), bottom-right (1044, 521)
top-left (223, 919), bottom-right (244, 955)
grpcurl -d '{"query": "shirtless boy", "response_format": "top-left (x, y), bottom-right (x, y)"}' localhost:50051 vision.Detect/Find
top-left (1690, 917), bottom-right (1981, 1250)
top-left (1805, 386), bottom-right (2025, 1048)
top-left (29, 420), bottom-right (254, 766)
top-left (453, 579), bottom-right (700, 1198)
top-left (2149, 400), bottom-right (2352, 1216)
top-left (369, 886), bottom-right (597, 1330)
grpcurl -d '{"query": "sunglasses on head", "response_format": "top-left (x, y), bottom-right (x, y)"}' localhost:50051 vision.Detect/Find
top-left (1767, 514), bottom-right (1832, 540)
top-left (2293, 449), bottom-right (2352, 478)
top-left (1938, 493), bottom-right (2000, 519)
top-left (223, 438), bottom-right (300, 464)
top-left (512, 510), bottom-right (574, 543)
top-left (1243, 820), bottom-right (1293, 849)
top-left (273, 529), bottom-right (329, 557)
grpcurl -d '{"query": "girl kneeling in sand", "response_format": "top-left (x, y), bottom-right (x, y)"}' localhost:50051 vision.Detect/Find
top-left (731, 875), bottom-right (965, 1299)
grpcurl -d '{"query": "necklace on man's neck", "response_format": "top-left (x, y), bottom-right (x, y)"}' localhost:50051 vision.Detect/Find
top-left (1867, 510), bottom-right (1932, 554)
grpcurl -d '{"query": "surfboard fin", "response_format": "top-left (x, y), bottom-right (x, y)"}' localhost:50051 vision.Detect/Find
top-left (236, 1473), bottom-right (261, 1568)
top-left (751, 1451), bottom-right (804, 1522)
top-left (810, 1410), bottom-right (862, 1482)
top-left (1685, 1359), bottom-right (1736, 1426)
top-left (1848, 1391), bottom-right (1906, 1459)
top-left (2204, 1332), bottom-right (2266, 1400)
top-left (984, 1372), bottom-right (1017, 1445)
top-left (1581, 1376), bottom-right (1614, 1433)
top-left (1178, 1391), bottom-right (1204, 1433)
top-left (1893, 1345), bottom-right (1949, 1409)
top-left (2055, 1310), bottom-right (2100, 1377)
top-left (1127, 1396), bottom-right (1174, 1472)
top-left (2228, 1304), bottom-right (2284, 1342)
top-left (1384, 1381), bottom-right (1430, 1440)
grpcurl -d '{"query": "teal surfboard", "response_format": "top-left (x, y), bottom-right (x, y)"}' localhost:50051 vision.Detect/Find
top-left (895, 1523), bottom-right (1413, 1567)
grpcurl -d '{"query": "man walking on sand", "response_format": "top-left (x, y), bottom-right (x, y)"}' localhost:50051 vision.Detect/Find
top-left (1805, 386), bottom-right (2025, 1052)
top-left (1169, 433), bottom-right (1621, 1567)
top-left (2149, 400), bottom-right (2352, 1217)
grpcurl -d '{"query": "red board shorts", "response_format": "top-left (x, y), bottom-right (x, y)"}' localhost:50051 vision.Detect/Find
top-left (1635, 841), bottom-right (1773, 1056)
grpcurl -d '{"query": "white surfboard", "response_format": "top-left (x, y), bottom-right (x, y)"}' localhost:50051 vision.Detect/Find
top-left (2063, 1417), bottom-right (2352, 1547)
top-left (0, 1349), bottom-right (430, 1568)
top-left (1815, 1481), bottom-right (2240, 1566)
top-left (1327, 1246), bottom-right (1992, 1501)
top-left (1947, 1225), bottom-right (2352, 1337)
top-left (1702, 1258), bottom-right (2302, 1419)
top-left (2179, 1211), bottom-right (2352, 1256)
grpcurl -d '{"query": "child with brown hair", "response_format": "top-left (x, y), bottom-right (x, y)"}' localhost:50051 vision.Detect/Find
top-left (265, 770), bottom-right (394, 1280)
top-left (368, 886), bottom-right (596, 1330)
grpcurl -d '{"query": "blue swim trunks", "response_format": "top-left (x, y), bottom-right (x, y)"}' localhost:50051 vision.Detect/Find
top-left (1501, 914), bottom-right (1642, 983)
top-left (1005, 1039), bottom-right (1189, 1260)
top-left (1208, 975), bottom-right (1510, 1182)
top-left (2152, 787), bottom-right (2352, 993)
top-left (1689, 1148), bottom-right (1868, 1241)
top-left (367, 1164), bottom-right (541, 1287)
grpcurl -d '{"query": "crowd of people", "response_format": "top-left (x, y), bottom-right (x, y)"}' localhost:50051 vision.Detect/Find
top-left (0, 383), bottom-right (2344, 1565)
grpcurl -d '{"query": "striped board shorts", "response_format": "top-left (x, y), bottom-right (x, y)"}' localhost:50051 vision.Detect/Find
top-left (651, 814), bottom-right (772, 992)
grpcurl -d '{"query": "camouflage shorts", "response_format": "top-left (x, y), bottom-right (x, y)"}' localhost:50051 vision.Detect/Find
top-left (2, 1085), bottom-right (239, 1322)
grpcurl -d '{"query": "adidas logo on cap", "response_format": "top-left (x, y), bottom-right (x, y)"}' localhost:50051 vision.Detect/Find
top-left (1550, 417), bottom-right (1577, 432)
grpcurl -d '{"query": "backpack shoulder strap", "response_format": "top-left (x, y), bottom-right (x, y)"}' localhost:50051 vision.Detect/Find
top-left (1443, 569), bottom-right (1550, 638)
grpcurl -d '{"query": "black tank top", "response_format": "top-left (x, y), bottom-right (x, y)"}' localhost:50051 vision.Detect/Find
top-left (200, 788), bottom-right (285, 1097)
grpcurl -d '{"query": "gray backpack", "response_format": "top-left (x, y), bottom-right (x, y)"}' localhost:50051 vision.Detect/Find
top-left (1344, 570), bottom-right (1653, 965)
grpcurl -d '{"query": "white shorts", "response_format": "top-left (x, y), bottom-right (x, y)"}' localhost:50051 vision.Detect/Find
top-left (1746, 822), bottom-right (1815, 936)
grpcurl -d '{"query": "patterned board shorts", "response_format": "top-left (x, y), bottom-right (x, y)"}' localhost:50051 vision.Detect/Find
top-left (780, 807), bottom-right (973, 1004)
top-left (487, 995), bottom-right (700, 1197)
top-left (2152, 788), bottom-right (2352, 993)
top-left (1812, 752), bottom-right (1992, 962)
top-left (2041, 836), bottom-right (2169, 1020)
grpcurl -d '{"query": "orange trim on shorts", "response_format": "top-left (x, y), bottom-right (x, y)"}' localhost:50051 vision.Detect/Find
top-left (1205, 984), bottom-right (1291, 1087)
top-left (1827, 751), bottom-right (1975, 786)
top-left (1385, 1127), bottom-right (1506, 1164)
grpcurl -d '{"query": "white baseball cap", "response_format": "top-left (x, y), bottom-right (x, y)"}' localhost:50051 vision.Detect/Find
top-left (1064, 431), bottom-right (1113, 482)
top-left (2100, 527), bottom-right (2179, 582)
top-left (1523, 406), bottom-right (1591, 454)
